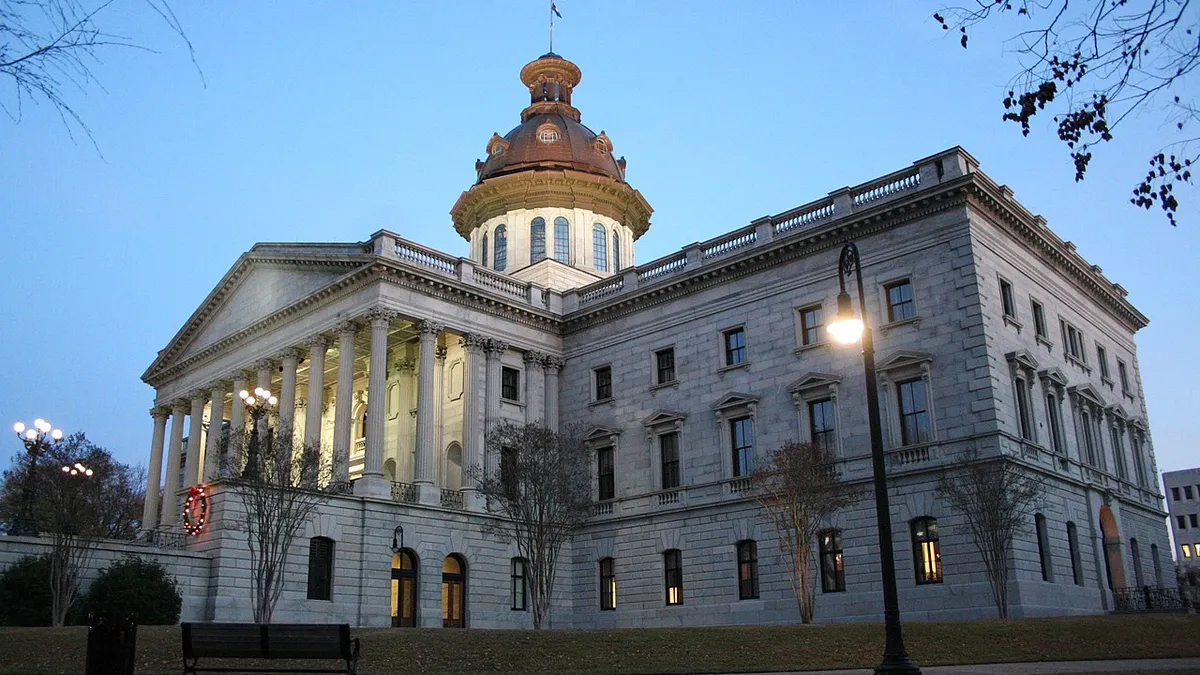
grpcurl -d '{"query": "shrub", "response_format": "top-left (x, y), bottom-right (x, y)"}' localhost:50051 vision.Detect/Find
top-left (81, 556), bottom-right (182, 625)
top-left (0, 554), bottom-right (53, 626)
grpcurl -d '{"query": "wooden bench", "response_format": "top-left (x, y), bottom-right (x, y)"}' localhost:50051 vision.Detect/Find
top-left (181, 623), bottom-right (360, 674)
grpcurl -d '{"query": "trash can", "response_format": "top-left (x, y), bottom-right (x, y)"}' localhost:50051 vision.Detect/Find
top-left (85, 612), bottom-right (136, 675)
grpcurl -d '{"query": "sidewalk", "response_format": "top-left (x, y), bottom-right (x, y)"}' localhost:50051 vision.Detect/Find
top-left (746, 658), bottom-right (1200, 674)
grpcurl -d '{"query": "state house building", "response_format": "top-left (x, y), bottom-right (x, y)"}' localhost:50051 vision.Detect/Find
top-left (135, 53), bottom-right (1171, 627)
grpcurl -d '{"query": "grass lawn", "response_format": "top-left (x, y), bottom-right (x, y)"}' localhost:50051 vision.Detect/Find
top-left (0, 614), bottom-right (1198, 674)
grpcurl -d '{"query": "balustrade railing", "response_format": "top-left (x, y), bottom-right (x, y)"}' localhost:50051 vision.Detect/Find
top-left (636, 251), bottom-right (688, 283)
top-left (592, 501), bottom-right (614, 516)
top-left (391, 481), bottom-right (419, 504)
top-left (134, 529), bottom-right (187, 550)
top-left (394, 240), bottom-right (458, 276)
top-left (324, 480), bottom-right (354, 495)
top-left (727, 477), bottom-right (753, 494)
top-left (890, 446), bottom-right (932, 466)
top-left (1112, 586), bottom-right (1187, 612)
top-left (657, 490), bottom-right (680, 506)
top-left (579, 276), bottom-right (623, 304)
top-left (774, 200), bottom-right (836, 234)
top-left (852, 169), bottom-right (921, 206)
top-left (440, 489), bottom-right (464, 510)
top-left (701, 226), bottom-right (757, 260)
top-left (475, 267), bottom-right (528, 298)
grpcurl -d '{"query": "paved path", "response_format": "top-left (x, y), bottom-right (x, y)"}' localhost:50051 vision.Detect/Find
top-left (744, 658), bottom-right (1200, 674)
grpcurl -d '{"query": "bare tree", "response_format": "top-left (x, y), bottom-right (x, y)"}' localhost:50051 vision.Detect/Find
top-left (749, 441), bottom-right (860, 624)
top-left (1, 0), bottom-right (198, 142)
top-left (933, 1), bottom-right (1197, 225)
top-left (468, 422), bottom-right (591, 629)
top-left (935, 449), bottom-right (1043, 618)
top-left (221, 430), bottom-right (335, 624)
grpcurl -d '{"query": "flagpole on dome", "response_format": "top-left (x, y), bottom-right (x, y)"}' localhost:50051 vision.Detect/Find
top-left (549, 0), bottom-right (562, 54)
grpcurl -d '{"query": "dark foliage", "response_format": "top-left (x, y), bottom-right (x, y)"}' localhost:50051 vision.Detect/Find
top-left (0, 555), bottom-right (53, 626)
top-left (80, 555), bottom-right (182, 625)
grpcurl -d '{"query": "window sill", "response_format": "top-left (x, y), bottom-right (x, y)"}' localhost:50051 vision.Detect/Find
top-left (1122, 389), bottom-right (1136, 402)
top-left (879, 316), bottom-right (921, 335)
top-left (589, 397), bottom-right (615, 408)
top-left (718, 361), bottom-right (751, 374)
top-left (794, 341), bottom-right (827, 356)
top-left (1002, 314), bottom-right (1023, 333)
top-left (501, 398), bottom-right (525, 408)
top-left (1065, 353), bottom-right (1091, 373)
top-left (650, 380), bottom-right (680, 392)
top-left (1036, 335), bottom-right (1054, 350)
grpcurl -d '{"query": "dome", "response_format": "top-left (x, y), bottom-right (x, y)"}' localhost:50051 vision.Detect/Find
top-left (475, 112), bottom-right (626, 184)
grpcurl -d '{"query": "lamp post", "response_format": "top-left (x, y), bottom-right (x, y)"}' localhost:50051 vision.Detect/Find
top-left (9, 419), bottom-right (64, 537)
top-left (239, 387), bottom-right (277, 482)
top-left (827, 242), bottom-right (920, 675)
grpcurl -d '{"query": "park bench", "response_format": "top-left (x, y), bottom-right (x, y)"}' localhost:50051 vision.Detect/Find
top-left (181, 623), bottom-right (360, 674)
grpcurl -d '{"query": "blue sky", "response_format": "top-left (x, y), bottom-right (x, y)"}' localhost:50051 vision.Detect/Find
top-left (1, 2), bottom-right (1195, 477)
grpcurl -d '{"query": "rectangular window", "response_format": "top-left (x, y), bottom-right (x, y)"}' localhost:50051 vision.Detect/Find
top-left (1191, 514), bottom-right (1199, 529)
top-left (1036, 515), bottom-right (1053, 582)
top-left (819, 530), bottom-right (846, 592)
top-left (1184, 546), bottom-right (1193, 559)
top-left (594, 366), bottom-right (612, 401)
top-left (799, 304), bottom-right (824, 346)
top-left (885, 279), bottom-right (915, 323)
top-left (1046, 393), bottom-right (1064, 454)
top-left (500, 446), bottom-right (518, 501)
top-left (501, 366), bottom-right (521, 402)
top-left (1097, 345), bottom-right (1110, 380)
top-left (597, 446), bottom-right (615, 501)
top-left (737, 541), bottom-right (759, 600)
top-left (307, 537), bottom-right (334, 601)
top-left (723, 327), bottom-right (747, 366)
top-left (511, 558), bottom-right (527, 611)
top-left (897, 378), bottom-right (930, 446)
top-left (655, 348), bottom-right (676, 384)
top-left (911, 517), bottom-right (943, 584)
top-left (1187, 486), bottom-right (1195, 500)
top-left (664, 550), bottom-right (683, 605)
top-left (1178, 515), bottom-right (1188, 529)
top-left (1068, 522), bottom-right (1083, 586)
top-left (1062, 320), bottom-right (1086, 362)
top-left (999, 278), bottom-right (1015, 318)
top-left (1080, 409), bottom-right (1097, 466)
top-left (730, 416), bottom-right (754, 477)
top-left (1173, 487), bottom-right (1182, 501)
top-left (1031, 299), bottom-right (1047, 338)
top-left (599, 558), bottom-right (616, 610)
top-left (1110, 425), bottom-right (1127, 480)
top-left (1014, 376), bottom-right (1033, 441)
top-left (1118, 360), bottom-right (1130, 392)
top-left (660, 432), bottom-right (680, 490)
top-left (808, 398), bottom-right (837, 454)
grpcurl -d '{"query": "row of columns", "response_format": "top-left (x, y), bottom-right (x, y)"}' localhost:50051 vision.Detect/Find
top-left (142, 307), bottom-right (564, 529)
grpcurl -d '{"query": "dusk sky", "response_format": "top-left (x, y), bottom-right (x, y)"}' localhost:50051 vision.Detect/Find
top-left (2, 3), bottom-right (1195, 478)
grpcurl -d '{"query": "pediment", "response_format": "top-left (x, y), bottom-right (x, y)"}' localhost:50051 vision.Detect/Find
top-left (1106, 404), bottom-right (1131, 420)
top-left (1005, 349), bottom-right (1040, 371)
top-left (641, 409), bottom-right (687, 428)
top-left (1038, 367), bottom-right (1069, 388)
top-left (144, 251), bottom-right (372, 381)
top-left (788, 372), bottom-right (841, 393)
top-left (876, 350), bottom-right (934, 372)
top-left (583, 426), bottom-right (621, 442)
top-left (710, 392), bottom-right (760, 412)
top-left (1068, 383), bottom-right (1107, 407)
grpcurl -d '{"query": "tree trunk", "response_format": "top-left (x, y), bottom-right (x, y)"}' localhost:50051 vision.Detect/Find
top-left (796, 543), bottom-right (815, 624)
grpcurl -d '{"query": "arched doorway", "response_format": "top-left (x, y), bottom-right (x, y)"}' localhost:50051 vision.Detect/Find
top-left (391, 549), bottom-right (418, 627)
top-left (442, 554), bottom-right (466, 628)
top-left (1099, 505), bottom-right (1127, 590)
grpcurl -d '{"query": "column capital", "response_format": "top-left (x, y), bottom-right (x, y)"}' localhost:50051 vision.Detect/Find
top-left (171, 399), bottom-right (190, 413)
top-left (334, 319), bottom-right (359, 335)
top-left (435, 346), bottom-right (448, 361)
top-left (366, 307), bottom-right (398, 327)
top-left (304, 334), bottom-right (330, 350)
top-left (150, 407), bottom-right (170, 420)
top-left (542, 355), bottom-right (565, 372)
top-left (278, 347), bottom-right (303, 363)
top-left (418, 320), bottom-right (445, 337)
top-left (188, 389), bottom-right (208, 404)
top-left (254, 358), bottom-right (275, 372)
top-left (229, 370), bottom-right (250, 383)
top-left (485, 338), bottom-right (510, 355)
top-left (524, 350), bottom-right (546, 365)
top-left (207, 379), bottom-right (230, 391)
top-left (460, 332), bottom-right (488, 352)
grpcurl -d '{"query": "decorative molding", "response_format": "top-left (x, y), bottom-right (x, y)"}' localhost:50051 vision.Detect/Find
top-left (459, 333), bottom-right (488, 352)
top-left (253, 358), bottom-right (275, 372)
top-left (278, 347), bottom-right (303, 362)
top-left (150, 407), bottom-right (170, 420)
top-left (788, 372), bottom-right (841, 394)
top-left (486, 338), bottom-right (510, 354)
top-left (391, 358), bottom-right (416, 374)
top-left (434, 346), bottom-right (448, 361)
top-left (542, 355), bottom-right (564, 372)
top-left (366, 307), bottom-right (398, 326)
top-left (524, 350), bottom-right (546, 365)
top-left (334, 319), bottom-right (359, 335)
top-left (710, 392), bottom-right (760, 413)
top-left (1005, 349), bottom-right (1040, 373)
top-left (418, 320), bottom-right (445, 337)
top-left (641, 409), bottom-right (687, 429)
top-left (304, 334), bottom-right (330, 350)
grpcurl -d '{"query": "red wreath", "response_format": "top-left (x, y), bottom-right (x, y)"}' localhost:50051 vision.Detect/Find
top-left (182, 486), bottom-right (208, 536)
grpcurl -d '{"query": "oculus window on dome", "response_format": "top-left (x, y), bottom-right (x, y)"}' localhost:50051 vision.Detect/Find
top-left (537, 123), bottom-right (561, 144)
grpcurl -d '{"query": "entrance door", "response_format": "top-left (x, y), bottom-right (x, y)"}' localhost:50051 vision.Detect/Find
top-left (441, 555), bottom-right (466, 628)
top-left (391, 550), bottom-right (417, 627)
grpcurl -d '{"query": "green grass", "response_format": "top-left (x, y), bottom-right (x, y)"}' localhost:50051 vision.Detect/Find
top-left (0, 614), bottom-right (1198, 674)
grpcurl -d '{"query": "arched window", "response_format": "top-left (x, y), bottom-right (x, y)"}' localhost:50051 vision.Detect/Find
top-left (818, 529), bottom-right (845, 592)
top-left (530, 217), bottom-right (546, 263)
top-left (442, 554), bottom-right (466, 628)
top-left (494, 225), bottom-right (507, 271)
top-left (307, 537), bottom-right (334, 600)
top-left (599, 557), bottom-right (616, 610)
top-left (910, 517), bottom-right (942, 584)
top-left (444, 442), bottom-right (463, 491)
top-left (1035, 513), bottom-right (1053, 581)
top-left (593, 223), bottom-right (608, 272)
top-left (663, 549), bottom-right (683, 605)
top-left (1067, 521), bottom-right (1083, 586)
top-left (391, 549), bottom-right (418, 627)
top-left (736, 540), bottom-right (758, 599)
top-left (511, 558), bottom-right (527, 611)
top-left (553, 217), bottom-right (570, 263)
top-left (611, 230), bottom-right (621, 272)
top-left (481, 232), bottom-right (489, 267)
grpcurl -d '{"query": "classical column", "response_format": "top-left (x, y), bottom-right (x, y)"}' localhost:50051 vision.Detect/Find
top-left (543, 356), bottom-right (563, 431)
top-left (523, 350), bottom-right (545, 424)
top-left (459, 333), bottom-right (487, 507)
top-left (141, 407), bottom-right (169, 532)
top-left (202, 382), bottom-right (226, 481)
top-left (304, 336), bottom-right (329, 450)
top-left (183, 391), bottom-right (206, 489)
top-left (483, 339), bottom-right (508, 479)
top-left (333, 321), bottom-right (357, 484)
top-left (357, 309), bottom-right (395, 497)
top-left (159, 400), bottom-right (189, 528)
top-left (414, 320), bottom-right (445, 504)
top-left (228, 372), bottom-right (247, 475)
top-left (278, 348), bottom-right (301, 443)
top-left (433, 345), bottom-right (447, 485)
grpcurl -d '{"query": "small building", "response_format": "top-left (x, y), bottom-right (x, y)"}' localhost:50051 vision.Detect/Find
top-left (1163, 468), bottom-right (1200, 570)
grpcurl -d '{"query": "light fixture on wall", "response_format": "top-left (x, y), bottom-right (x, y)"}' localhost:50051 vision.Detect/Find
top-left (391, 525), bottom-right (405, 553)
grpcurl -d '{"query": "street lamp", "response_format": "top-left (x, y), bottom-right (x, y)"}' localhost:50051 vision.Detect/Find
top-left (827, 242), bottom-right (921, 675)
top-left (239, 387), bottom-right (277, 481)
top-left (9, 419), bottom-right (64, 537)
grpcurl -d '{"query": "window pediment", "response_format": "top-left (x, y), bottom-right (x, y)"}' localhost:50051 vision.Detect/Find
top-left (876, 350), bottom-right (934, 373)
top-left (584, 426), bottom-right (621, 444)
top-left (1106, 404), bottom-right (1130, 421)
top-left (1038, 367), bottom-right (1069, 388)
top-left (1068, 383), bottom-right (1106, 407)
top-left (710, 392), bottom-right (760, 413)
top-left (1005, 349), bottom-right (1040, 372)
top-left (788, 372), bottom-right (841, 394)
top-left (641, 409), bottom-right (687, 428)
